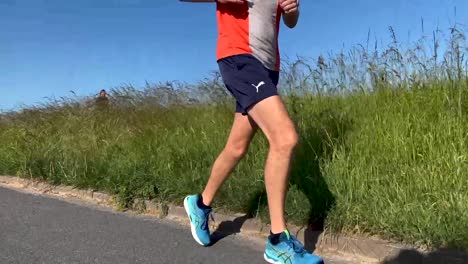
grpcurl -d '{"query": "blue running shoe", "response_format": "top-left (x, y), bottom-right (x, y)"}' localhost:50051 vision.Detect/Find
top-left (264, 230), bottom-right (324, 264)
top-left (183, 194), bottom-right (212, 246)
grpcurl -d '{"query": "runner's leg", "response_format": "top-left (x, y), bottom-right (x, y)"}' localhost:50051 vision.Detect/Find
top-left (201, 113), bottom-right (258, 206)
top-left (247, 95), bottom-right (298, 234)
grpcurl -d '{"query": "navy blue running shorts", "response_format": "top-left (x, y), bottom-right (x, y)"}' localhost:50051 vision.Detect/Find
top-left (218, 54), bottom-right (279, 115)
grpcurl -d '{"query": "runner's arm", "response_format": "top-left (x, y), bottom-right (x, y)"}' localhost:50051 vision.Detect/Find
top-left (280, 0), bottom-right (300, 28)
top-left (283, 10), bottom-right (299, 28)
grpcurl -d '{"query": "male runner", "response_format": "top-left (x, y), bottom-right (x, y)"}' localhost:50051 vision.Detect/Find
top-left (180, 0), bottom-right (324, 263)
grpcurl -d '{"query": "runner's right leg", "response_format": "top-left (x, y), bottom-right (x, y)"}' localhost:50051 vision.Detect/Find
top-left (247, 95), bottom-right (298, 234)
top-left (248, 96), bottom-right (324, 264)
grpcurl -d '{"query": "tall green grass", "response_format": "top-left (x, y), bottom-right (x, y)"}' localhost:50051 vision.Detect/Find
top-left (0, 26), bottom-right (467, 249)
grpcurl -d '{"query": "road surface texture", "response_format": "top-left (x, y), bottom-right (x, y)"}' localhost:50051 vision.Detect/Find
top-left (0, 186), bottom-right (353, 264)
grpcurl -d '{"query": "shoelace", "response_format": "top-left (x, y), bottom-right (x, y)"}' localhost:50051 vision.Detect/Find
top-left (201, 208), bottom-right (214, 231)
top-left (286, 236), bottom-right (306, 255)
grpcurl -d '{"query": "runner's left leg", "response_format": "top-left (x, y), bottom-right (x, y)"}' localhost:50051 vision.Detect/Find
top-left (201, 113), bottom-right (258, 206)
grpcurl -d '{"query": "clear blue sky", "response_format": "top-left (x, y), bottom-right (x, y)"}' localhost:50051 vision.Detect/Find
top-left (1, 0), bottom-right (466, 111)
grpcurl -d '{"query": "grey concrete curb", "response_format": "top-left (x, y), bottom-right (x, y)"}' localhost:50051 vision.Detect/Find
top-left (1, 175), bottom-right (467, 263)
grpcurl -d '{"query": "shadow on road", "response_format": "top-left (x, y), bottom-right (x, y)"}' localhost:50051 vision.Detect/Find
top-left (382, 248), bottom-right (468, 264)
top-left (302, 229), bottom-right (324, 252)
top-left (290, 107), bottom-right (352, 252)
top-left (209, 215), bottom-right (250, 246)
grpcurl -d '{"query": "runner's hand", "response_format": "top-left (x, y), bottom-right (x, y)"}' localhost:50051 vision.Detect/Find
top-left (279, 0), bottom-right (299, 14)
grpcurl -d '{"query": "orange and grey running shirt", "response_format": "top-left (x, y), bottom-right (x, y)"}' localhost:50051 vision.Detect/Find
top-left (216, 1), bottom-right (282, 71)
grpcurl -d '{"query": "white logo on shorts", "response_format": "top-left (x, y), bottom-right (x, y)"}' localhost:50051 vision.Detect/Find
top-left (252, 81), bottom-right (265, 93)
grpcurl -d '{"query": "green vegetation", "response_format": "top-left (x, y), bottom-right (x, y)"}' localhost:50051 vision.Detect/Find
top-left (0, 27), bottom-right (467, 249)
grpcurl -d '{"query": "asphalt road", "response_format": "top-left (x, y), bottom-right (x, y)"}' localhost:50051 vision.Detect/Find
top-left (0, 186), bottom-right (350, 264)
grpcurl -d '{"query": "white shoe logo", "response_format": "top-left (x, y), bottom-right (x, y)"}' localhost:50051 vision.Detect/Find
top-left (252, 81), bottom-right (265, 93)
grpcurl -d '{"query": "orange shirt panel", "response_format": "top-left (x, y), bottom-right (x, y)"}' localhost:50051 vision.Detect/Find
top-left (216, 2), bottom-right (252, 61)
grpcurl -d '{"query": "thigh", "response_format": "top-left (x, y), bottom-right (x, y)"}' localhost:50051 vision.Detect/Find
top-left (225, 113), bottom-right (258, 149)
top-left (247, 95), bottom-right (296, 142)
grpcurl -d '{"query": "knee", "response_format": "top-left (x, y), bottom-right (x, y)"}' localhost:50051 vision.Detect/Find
top-left (270, 129), bottom-right (299, 153)
top-left (224, 143), bottom-right (249, 160)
